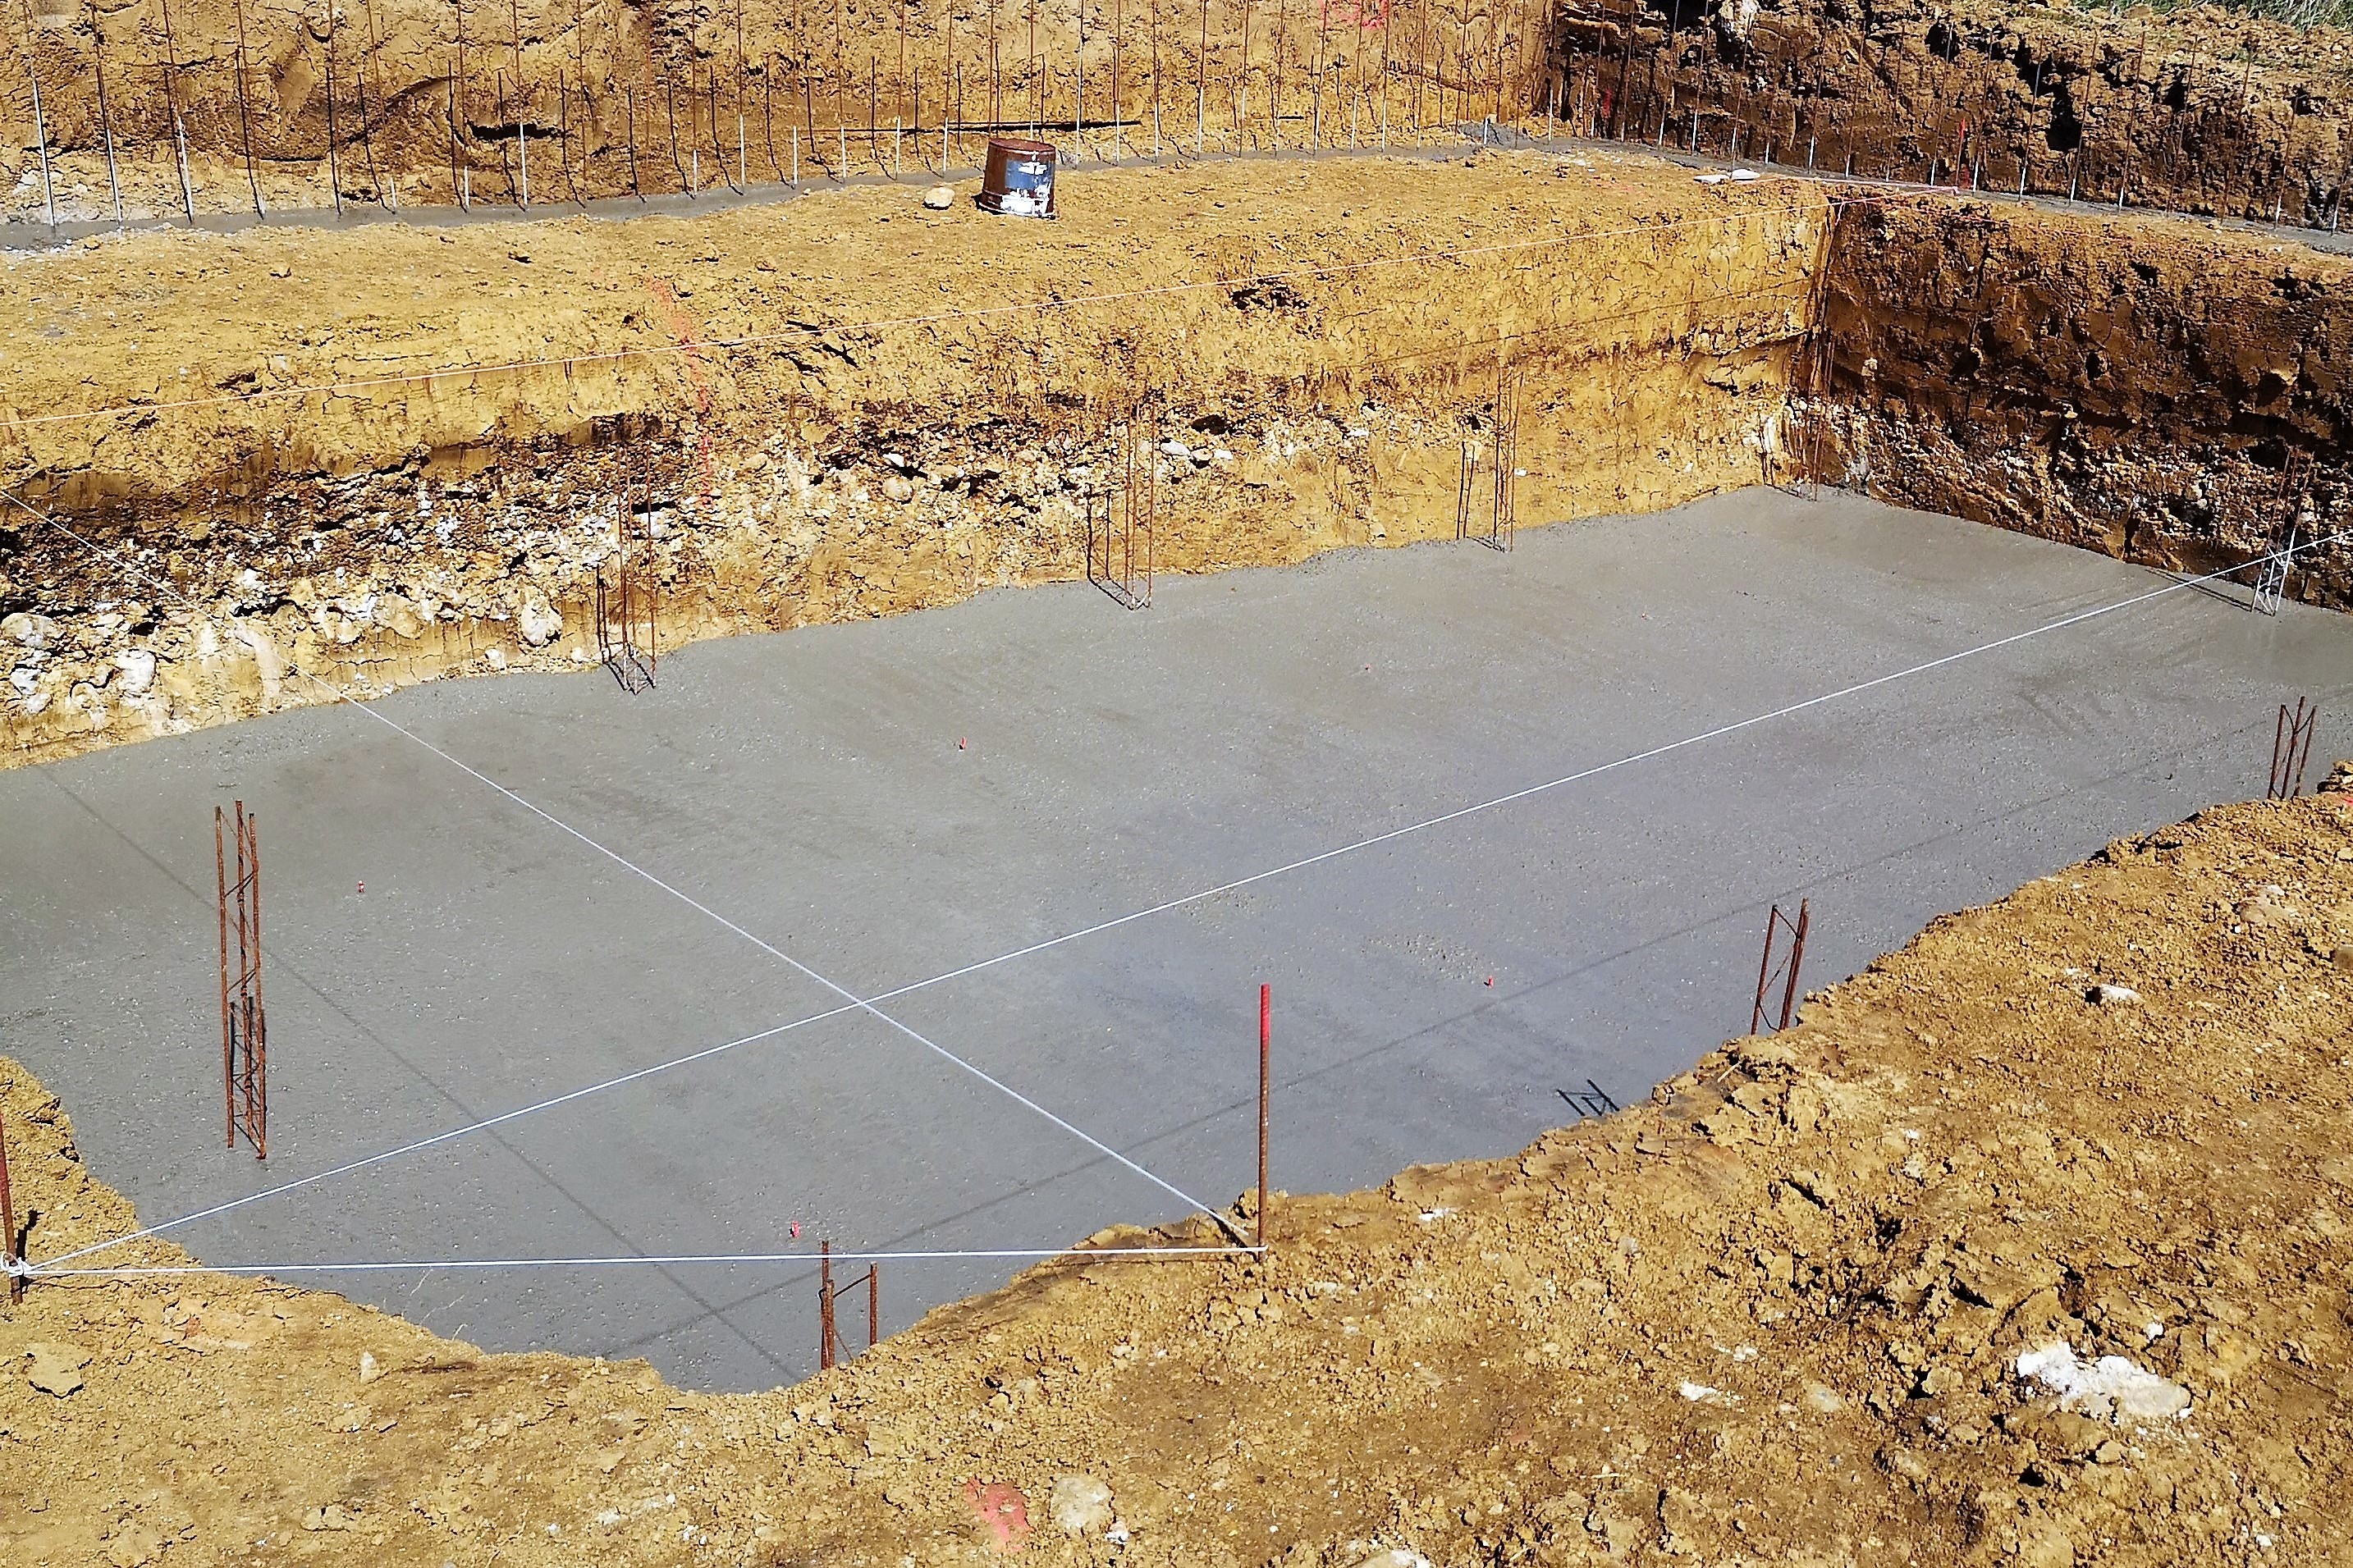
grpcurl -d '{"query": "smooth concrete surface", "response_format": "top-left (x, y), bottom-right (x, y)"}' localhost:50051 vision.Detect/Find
top-left (4, 487), bottom-right (2348, 1389)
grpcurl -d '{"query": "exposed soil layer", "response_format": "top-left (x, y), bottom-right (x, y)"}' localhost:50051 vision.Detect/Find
top-left (7, 147), bottom-right (2353, 770)
top-left (1820, 194), bottom-right (2353, 596)
top-left (1559, 0), bottom-right (2353, 228)
top-left (6, 783), bottom-right (2352, 1566)
top-left (0, 151), bottom-right (1828, 764)
top-left (0, 0), bottom-right (1548, 220)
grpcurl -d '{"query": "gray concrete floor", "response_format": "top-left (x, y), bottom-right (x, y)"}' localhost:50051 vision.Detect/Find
top-left (4, 487), bottom-right (2348, 1390)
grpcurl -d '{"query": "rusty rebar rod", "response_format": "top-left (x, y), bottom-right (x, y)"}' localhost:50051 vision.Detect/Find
top-left (2270, 697), bottom-right (2319, 800)
top-left (216, 805), bottom-right (231, 1147)
top-left (508, 0), bottom-right (527, 206)
top-left (1749, 898), bottom-right (1811, 1036)
top-left (324, 2), bottom-right (344, 215)
top-left (234, 0), bottom-right (265, 215)
top-left (218, 802), bottom-right (268, 1159)
top-left (2, 1102), bottom-right (21, 1299)
top-left (817, 1240), bottom-right (835, 1369)
top-left (359, 0), bottom-right (391, 206)
top-left (1257, 982), bottom-right (1270, 1252)
top-left (158, 0), bottom-right (195, 217)
top-left (87, 1), bottom-right (124, 225)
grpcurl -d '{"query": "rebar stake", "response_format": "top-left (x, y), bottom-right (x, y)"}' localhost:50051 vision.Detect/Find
top-left (1, 1109), bottom-right (21, 1301)
top-left (2270, 697), bottom-right (2319, 801)
top-left (1750, 898), bottom-right (1811, 1036)
top-left (817, 1240), bottom-right (834, 1368)
top-left (217, 802), bottom-right (268, 1158)
top-left (1257, 982), bottom-right (1270, 1253)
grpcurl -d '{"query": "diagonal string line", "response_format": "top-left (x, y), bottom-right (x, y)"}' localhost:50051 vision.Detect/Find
top-left (40, 522), bottom-right (2346, 1269)
top-left (8, 491), bottom-right (1226, 1261)
top-left (21, 1244), bottom-right (1256, 1280)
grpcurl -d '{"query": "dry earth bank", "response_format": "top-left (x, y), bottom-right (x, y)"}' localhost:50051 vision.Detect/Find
top-left (0, 150), bottom-right (1827, 763)
top-left (8, 150), bottom-right (2353, 774)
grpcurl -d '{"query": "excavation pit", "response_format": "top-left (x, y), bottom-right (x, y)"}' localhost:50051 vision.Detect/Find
top-left (7, 486), bottom-right (2348, 1387)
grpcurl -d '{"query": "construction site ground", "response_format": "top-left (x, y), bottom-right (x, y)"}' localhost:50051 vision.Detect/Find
top-left (4, 482), bottom-right (2349, 1400)
top-left (2, 747), bottom-right (2350, 1566)
top-left (3, 53), bottom-right (2353, 1566)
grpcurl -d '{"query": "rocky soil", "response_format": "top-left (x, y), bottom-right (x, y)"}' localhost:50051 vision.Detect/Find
top-left (1562, 0), bottom-right (2353, 228)
top-left (1820, 193), bottom-right (2353, 599)
top-left (5, 779), bottom-right (2351, 1565)
top-left (0, 151), bottom-right (1828, 765)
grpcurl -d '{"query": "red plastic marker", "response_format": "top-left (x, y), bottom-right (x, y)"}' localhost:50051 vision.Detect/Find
top-left (356, 881), bottom-right (365, 893)
top-left (789, 1221), bottom-right (801, 1239)
top-left (959, 738), bottom-right (967, 750)
top-left (1484, 975), bottom-right (1494, 986)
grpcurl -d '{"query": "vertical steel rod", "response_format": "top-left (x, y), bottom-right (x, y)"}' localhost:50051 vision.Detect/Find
top-left (817, 1239), bottom-right (835, 1369)
top-left (234, 0), bottom-right (265, 215)
top-left (324, 1), bottom-right (344, 215)
top-left (0, 1108), bottom-right (17, 1300)
top-left (1257, 981), bottom-right (1270, 1252)
top-left (88, 1), bottom-right (123, 225)
top-left (25, 49), bottom-right (53, 226)
top-left (217, 806), bottom-right (231, 1148)
top-left (1778, 898), bottom-right (1810, 1033)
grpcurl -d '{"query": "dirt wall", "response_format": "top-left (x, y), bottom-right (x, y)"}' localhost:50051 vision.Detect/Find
top-left (1816, 193), bottom-right (2353, 603)
top-left (0, 0), bottom-right (1547, 219)
top-left (0, 152), bottom-right (1829, 764)
top-left (1555, 0), bottom-right (2353, 228)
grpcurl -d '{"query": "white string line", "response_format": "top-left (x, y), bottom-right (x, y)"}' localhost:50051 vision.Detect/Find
top-left (9, 492), bottom-right (1226, 1259)
top-left (18, 1244), bottom-right (1257, 1281)
top-left (41, 523), bottom-right (2344, 1270)
top-left (0, 193), bottom-right (1840, 434)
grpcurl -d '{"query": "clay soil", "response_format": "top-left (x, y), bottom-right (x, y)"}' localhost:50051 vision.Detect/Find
top-left (0, 149), bottom-right (1830, 763)
top-left (1563, 0), bottom-right (2353, 226)
top-left (5, 779), bottom-right (2353, 1566)
top-left (0, 0), bottom-right (1548, 220)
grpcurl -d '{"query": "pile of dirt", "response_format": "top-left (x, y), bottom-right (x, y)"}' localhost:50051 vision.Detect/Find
top-left (6, 784), bottom-right (2351, 1565)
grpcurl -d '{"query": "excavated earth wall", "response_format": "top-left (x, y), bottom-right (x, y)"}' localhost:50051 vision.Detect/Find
top-left (0, 0), bottom-right (1550, 220)
top-left (0, 153), bottom-right (1826, 765)
top-left (1559, 0), bottom-right (2353, 227)
top-left (5, 151), bottom-right (2352, 773)
top-left (1818, 194), bottom-right (2353, 597)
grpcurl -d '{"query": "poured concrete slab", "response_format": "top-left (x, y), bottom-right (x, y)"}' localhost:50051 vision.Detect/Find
top-left (5, 487), bottom-right (2347, 1389)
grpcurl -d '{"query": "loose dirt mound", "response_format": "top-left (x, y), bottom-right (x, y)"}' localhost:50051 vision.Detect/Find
top-left (7, 781), bottom-right (2351, 1565)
